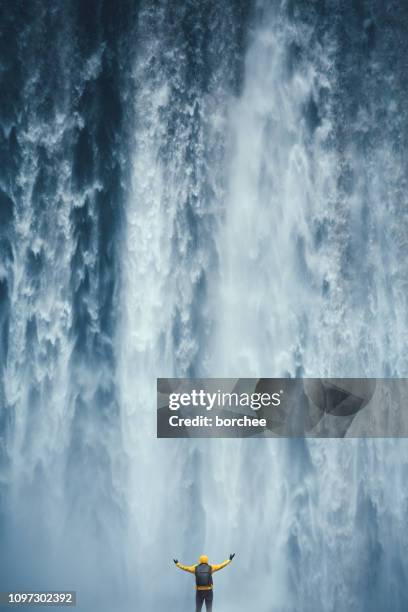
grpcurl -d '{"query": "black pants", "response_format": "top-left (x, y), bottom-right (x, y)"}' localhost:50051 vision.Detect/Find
top-left (195, 589), bottom-right (213, 611)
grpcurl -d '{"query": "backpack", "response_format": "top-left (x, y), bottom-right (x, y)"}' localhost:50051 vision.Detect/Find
top-left (195, 563), bottom-right (213, 587)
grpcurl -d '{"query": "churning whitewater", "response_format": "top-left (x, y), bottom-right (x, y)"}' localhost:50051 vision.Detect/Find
top-left (1, 1), bottom-right (408, 611)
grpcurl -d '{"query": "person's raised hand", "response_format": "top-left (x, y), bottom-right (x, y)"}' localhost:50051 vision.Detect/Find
top-left (229, 553), bottom-right (235, 561)
top-left (173, 559), bottom-right (179, 564)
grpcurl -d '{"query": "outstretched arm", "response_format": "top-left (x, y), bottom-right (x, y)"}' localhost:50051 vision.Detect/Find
top-left (173, 559), bottom-right (196, 574)
top-left (211, 554), bottom-right (235, 573)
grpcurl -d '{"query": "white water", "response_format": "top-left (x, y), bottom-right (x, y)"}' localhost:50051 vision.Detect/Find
top-left (119, 3), bottom-right (408, 611)
top-left (2, 1), bottom-right (408, 611)
top-left (116, 2), bottom-right (240, 609)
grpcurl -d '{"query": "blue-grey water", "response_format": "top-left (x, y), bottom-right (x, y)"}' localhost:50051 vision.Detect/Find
top-left (1, 1), bottom-right (408, 611)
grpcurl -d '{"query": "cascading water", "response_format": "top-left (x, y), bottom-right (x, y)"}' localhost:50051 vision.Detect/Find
top-left (1, 1), bottom-right (408, 611)
top-left (0, 2), bottom-right (132, 608)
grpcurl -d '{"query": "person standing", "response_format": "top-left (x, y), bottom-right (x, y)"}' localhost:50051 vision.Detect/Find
top-left (174, 553), bottom-right (235, 611)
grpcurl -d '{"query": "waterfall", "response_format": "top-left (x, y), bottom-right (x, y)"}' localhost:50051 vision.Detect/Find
top-left (1, 1), bottom-right (408, 611)
top-left (0, 2), bottom-right (131, 608)
top-left (117, 2), bottom-right (248, 609)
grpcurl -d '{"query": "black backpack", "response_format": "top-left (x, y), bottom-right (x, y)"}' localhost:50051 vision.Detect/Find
top-left (195, 563), bottom-right (213, 587)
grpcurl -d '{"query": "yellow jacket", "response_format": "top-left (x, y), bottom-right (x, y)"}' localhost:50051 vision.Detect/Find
top-left (176, 559), bottom-right (231, 590)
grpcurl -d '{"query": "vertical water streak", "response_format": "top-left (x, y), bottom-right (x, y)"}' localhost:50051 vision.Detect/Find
top-left (117, 1), bottom-right (248, 608)
top-left (0, 2), bottom-right (132, 607)
top-left (210, 2), bottom-right (408, 611)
